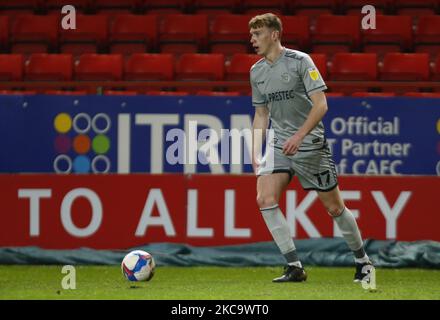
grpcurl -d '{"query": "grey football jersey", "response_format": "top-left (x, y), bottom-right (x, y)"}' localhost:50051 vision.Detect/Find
top-left (250, 48), bottom-right (327, 150)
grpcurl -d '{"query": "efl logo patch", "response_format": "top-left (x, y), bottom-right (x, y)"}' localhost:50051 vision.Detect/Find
top-left (308, 68), bottom-right (320, 81)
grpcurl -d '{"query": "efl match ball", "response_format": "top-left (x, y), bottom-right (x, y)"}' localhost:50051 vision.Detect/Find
top-left (121, 250), bottom-right (156, 282)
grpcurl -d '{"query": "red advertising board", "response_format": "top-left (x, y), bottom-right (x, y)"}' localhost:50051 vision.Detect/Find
top-left (0, 174), bottom-right (438, 249)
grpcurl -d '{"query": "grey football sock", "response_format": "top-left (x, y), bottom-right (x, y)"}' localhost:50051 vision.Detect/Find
top-left (333, 207), bottom-right (368, 260)
top-left (260, 205), bottom-right (299, 265)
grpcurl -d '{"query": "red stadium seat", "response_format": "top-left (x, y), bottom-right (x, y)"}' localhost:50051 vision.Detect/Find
top-left (381, 53), bottom-right (430, 81)
top-left (242, 0), bottom-right (288, 12)
top-left (351, 92), bottom-right (396, 97)
top-left (44, 90), bottom-right (88, 95)
top-left (159, 14), bottom-right (209, 53)
top-left (330, 53), bottom-right (377, 80)
top-left (94, 0), bottom-right (142, 10)
top-left (0, 54), bottom-right (24, 81)
top-left (145, 90), bottom-right (190, 96)
top-left (326, 92), bottom-right (345, 97)
top-left (25, 54), bottom-right (73, 81)
top-left (11, 15), bottom-right (59, 50)
top-left (210, 15), bottom-right (253, 54)
top-left (415, 16), bottom-right (440, 45)
top-left (196, 91), bottom-right (240, 96)
top-left (176, 54), bottom-right (224, 80)
top-left (110, 15), bottom-right (158, 51)
top-left (281, 16), bottom-right (310, 50)
top-left (60, 44), bottom-right (98, 58)
top-left (362, 15), bottom-right (413, 51)
top-left (403, 92), bottom-right (440, 98)
top-left (397, 8), bottom-right (436, 19)
top-left (395, 0), bottom-right (438, 9)
top-left (0, 90), bottom-right (37, 95)
top-left (193, 0), bottom-right (240, 12)
top-left (309, 53), bottom-right (327, 80)
top-left (103, 90), bottom-right (138, 95)
top-left (312, 15), bottom-right (361, 52)
top-left (59, 14), bottom-right (108, 50)
top-left (292, 0), bottom-right (337, 10)
top-left (226, 54), bottom-right (261, 80)
top-left (45, 0), bottom-right (91, 11)
top-left (11, 43), bottom-right (48, 55)
top-left (124, 53), bottom-right (174, 80)
top-left (342, 0), bottom-right (390, 11)
top-left (145, 0), bottom-right (189, 11)
top-left (75, 54), bottom-right (123, 80)
top-left (362, 44), bottom-right (401, 61)
top-left (0, 0), bottom-right (39, 10)
top-left (0, 16), bottom-right (8, 49)
top-left (433, 55), bottom-right (440, 80)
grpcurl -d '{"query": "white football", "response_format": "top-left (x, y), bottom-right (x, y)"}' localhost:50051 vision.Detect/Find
top-left (121, 250), bottom-right (156, 282)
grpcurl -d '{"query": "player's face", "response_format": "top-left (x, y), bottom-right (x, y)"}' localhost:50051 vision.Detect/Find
top-left (250, 26), bottom-right (275, 56)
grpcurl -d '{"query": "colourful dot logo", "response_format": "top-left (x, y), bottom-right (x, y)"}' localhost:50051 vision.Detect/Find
top-left (53, 112), bottom-right (111, 174)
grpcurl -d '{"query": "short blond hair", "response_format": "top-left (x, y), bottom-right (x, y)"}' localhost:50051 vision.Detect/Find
top-left (248, 13), bottom-right (283, 37)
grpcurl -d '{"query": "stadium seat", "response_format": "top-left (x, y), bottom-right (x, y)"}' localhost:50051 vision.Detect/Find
top-left (309, 53), bottom-right (327, 80)
top-left (176, 54), bottom-right (225, 80)
top-left (326, 92), bottom-right (345, 97)
top-left (362, 15), bottom-right (413, 51)
top-left (0, 0), bottom-right (39, 10)
top-left (395, 0), bottom-right (438, 9)
top-left (433, 55), bottom-right (440, 80)
top-left (45, 0), bottom-right (91, 11)
top-left (362, 44), bottom-right (402, 61)
top-left (75, 54), bottom-right (123, 80)
top-left (94, 0), bottom-right (142, 10)
top-left (0, 90), bottom-right (37, 95)
top-left (10, 43), bottom-right (49, 55)
top-left (103, 90), bottom-right (138, 95)
top-left (196, 90), bottom-right (240, 96)
top-left (25, 54), bottom-right (73, 81)
top-left (281, 16), bottom-right (310, 50)
top-left (145, 0), bottom-right (189, 11)
top-left (59, 14), bottom-right (108, 51)
top-left (60, 44), bottom-right (98, 58)
top-left (124, 53), bottom-right (174, 80)
top-left (210, 15), bottom-right (253, 55)
top-left (351, 92), bottom-right (396, 97)
top-left (403, 92), bottom-right (440, 98)
top-left (110, 15), bottom-right (158, 52)
top-left (226, 54), bottom-right (261, 80)
top-left (193, 0), bottom-right (240, 12)
top-left (312, 15), bottom-right (361, 53)
top-left (415, 16), bottom-right (440, 46)
top-left (294, 8), bottom-right (333, 23)
top-left (342, 0), bottom-right (391, 11)
top-left (242, 0), bottom-right (288, 10)
top-left (10, 15), bottom-right (59, 51)
top-left (381, 53), bottom-right (430, 81)
top-left (330, 53), bottom-right (377, 80)
top-left (291, 0), bottom-right (337, 10)
top-left (397, 8), bottom-right (436, 19)
top-left (44, 90), bottom-right (88, 95)
top-left (0, 16), bottom-right (8, 49)
top-left (0, 54), bottom-right (24, 81)
top-left (145, 90), bottom-right (190, 96)
top-left (243, 8), bottom-right (284, 16)
top-left (159, 14), bottom-right (209, 54)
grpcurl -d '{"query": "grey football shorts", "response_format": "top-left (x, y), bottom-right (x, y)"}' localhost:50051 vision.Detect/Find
top-left (257, 141), bottom-right (338, 192)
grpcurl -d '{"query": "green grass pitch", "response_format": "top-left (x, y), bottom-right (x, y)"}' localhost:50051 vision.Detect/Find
top-left (0, 265), bottom-right (439, 300)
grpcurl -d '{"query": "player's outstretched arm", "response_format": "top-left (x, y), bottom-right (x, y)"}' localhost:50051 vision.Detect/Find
top-left (282, 91), bottom-right (328, 155)
top-left (252, 106), bottom-right (269, 174)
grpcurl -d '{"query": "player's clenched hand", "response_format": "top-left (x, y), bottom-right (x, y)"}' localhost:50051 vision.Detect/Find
top-left (283, 133), bottom-right (304, 155)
